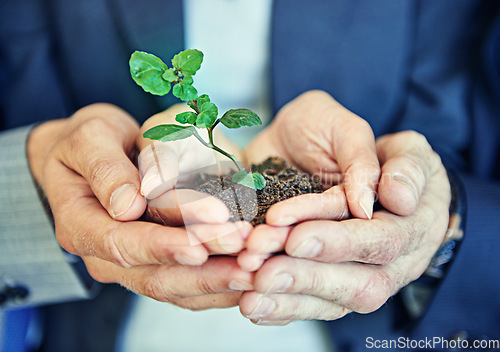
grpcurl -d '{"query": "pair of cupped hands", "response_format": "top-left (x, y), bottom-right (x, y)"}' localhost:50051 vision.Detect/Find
top-left (28, 90), bottom-right (451, 325)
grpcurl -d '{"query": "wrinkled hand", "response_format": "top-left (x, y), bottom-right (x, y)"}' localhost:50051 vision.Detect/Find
top-left (136, 104), bottom-right (254, 308)
top-left (28, 103), bottom-right (252, 307)
top-left (246, 90), bottom-right (380, 221)
top-left (238, 130), bottom-right (451, 325)
top-left (137, 104), bottom-right (252, 255)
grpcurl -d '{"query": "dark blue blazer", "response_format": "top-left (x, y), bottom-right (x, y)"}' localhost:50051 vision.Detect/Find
top-left (1, 0), bottom-right (499, 351)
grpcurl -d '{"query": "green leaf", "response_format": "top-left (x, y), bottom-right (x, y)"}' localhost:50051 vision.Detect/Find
top-left (220, 109), bottom-right (262, 129)
top-left (196, 102), bottom-right (218, 128)
top-left (172, 82), bottom-right (198, 101)
top-left (197, 94), bottom-right (210, 105)
top-left (129, 51), bottom-right (171, 96)
top-left (175, 111), bottom-right (198, 125)
top-left (162, 68), bottom-right (178, 83)
top-left (171, 49), bottom-right (204, 76)
top-left (232, 171), bottom-right (266, 190)
top-left (232, 170), bottom-right (249, 183)
top-left (187, 94), bottom-right (211, 112)
top-left (182, 76), bottom-right (194, 85)
top-left (143, 124), bottom-right (196, 142)
top-left (251, 173), bottom-right (266, 190)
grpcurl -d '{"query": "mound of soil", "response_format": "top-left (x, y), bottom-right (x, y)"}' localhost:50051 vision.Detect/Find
top-left (190, 157), bottom-right (323, 225)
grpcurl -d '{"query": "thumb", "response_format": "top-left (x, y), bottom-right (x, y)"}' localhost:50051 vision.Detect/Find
top-left (56, 104), bottom-right (147, 221)
top-left (376, 131), bottom-right (442, 216)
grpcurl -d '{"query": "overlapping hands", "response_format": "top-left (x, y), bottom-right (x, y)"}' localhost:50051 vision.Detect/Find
top-left (29, 90), bottom-right (451, 324)
top-left (237, 92), bottom-right (451, 324)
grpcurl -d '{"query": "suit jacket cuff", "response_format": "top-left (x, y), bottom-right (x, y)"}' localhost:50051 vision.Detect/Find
top-left (0, 125), bottom-right (93, 308)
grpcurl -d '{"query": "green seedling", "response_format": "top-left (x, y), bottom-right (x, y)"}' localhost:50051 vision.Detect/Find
top-left (129, 49), bottom-right (266, 190)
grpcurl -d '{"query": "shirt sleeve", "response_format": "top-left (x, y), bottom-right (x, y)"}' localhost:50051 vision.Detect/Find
top-left (0, 125), bottom-right (94, 308)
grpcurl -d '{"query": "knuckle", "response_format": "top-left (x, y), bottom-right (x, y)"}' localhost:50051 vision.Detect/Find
top-left (80, 229), bottom-right (97, 257)
top-left (85, 266), bottom-right (110, 284)
top-left (353, 117), bottom-right (373, 133)
top-left (400, 130), bottom-right (430, 151)
top-left (105, 224), bottom-right (133, 267)
top-left (302, 89), bottom-right (331, 102)
top-left (87, 157), bottom-right (117, 190)
top-left (195, 275), bottom-right (217, 295)
top-left (307, 270), bottom-right (326, 293)
top-left (403, 131), bottom-right (443, 176)
top-left (66, 116), bottom-right (106, 151)
top-left (54, 223), bottom-right (74, 254)
top-left (143, 273), bottom-right (178, 303)
top-left (148, 239), bottom-right (173, 265)
top-left (407, 130), bottom-right (428, 145)
top-left (344, 159), bottom-right (380, 175)
top-left (352, 270), bottom-right (393, 313)
top-left (174, 299), bottom-right (202, 311)
top-left (343, 160), bottom-right (380, 187)
top-left (323, 307), bottom-right (351, 321)
top-left (53, 200), bottom-right (97, 257)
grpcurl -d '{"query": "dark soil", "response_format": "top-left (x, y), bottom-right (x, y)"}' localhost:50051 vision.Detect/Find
top-left (188, 157), bottom-right (323, 225)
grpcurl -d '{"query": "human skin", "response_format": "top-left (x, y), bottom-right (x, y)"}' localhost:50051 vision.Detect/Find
top-left (236, 91), bottom-right (451, 324)
top-left (27, 103), bottom-right (253, 306)
top-left (26, 93), bottom-right (450, 315)
top-left (136, 91), bottom-right (442, 314)
top-left (89, 92), bottom-right (449, 319)
top-left (131, 94), bottom-right (382, 310)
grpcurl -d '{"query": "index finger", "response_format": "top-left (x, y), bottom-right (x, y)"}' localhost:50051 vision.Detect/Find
top-left (284, 215), bottom-right (408, 265)
top-left (45, 160), bottom-right (209, 267)
top-left (83, 256), bottom-right (254, 303)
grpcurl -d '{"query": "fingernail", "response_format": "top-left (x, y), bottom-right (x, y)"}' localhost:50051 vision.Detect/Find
top-left (359, 187), bottom-right (375, 219)
top-left (110, 184), bottom-right (139, 218)
top-left (174, 252), bottom-right (205, 266)
top-left (229, 279), bottom-right (254, 291)
top-left (261, 240), bottom-right (282, 254)
top-left (272, 216), bottom-right (297, 226)
top-left (218, 235), bottom-right (242, 253)
top-left (291, 238), bottom-right (323, 258)
top-left (392, 173), bottom-right (418, 202)
top-left (235, 221), bottom-right (253, 241)
top-left (140, 166), bottom-right (163, 199)
top-left (240, 254), bottom-right (268, 272)
top-left (255, 320), bottom-right (279, 326)
top-left (267, 273), bottom-right (293, 293)
top-left (247, 296), bottom-right (276, 319)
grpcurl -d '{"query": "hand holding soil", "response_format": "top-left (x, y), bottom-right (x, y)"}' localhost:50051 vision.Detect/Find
top-left (236, 101), bottom-right (450, 325)
top-left (131, 49), bottom-right (450, 324)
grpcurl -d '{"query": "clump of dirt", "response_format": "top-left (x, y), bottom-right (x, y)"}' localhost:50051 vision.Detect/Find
top-left (190, 157), bottom-right (323, 225)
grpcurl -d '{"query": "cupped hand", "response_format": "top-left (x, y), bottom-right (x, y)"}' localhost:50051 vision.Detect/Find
top-left (245, 90), bottom-right (380, 221)
top-left (238, 130), bottom-right (451, 325)
top-left (137, 104), bottom-right (251, 255)
top-left (28, 103), bottom-right (252, 305)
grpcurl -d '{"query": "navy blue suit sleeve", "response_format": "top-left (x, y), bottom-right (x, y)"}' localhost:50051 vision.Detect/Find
top-left (404, 3), bottom-right (500, 339)
top-left (413, 174), bottom-right (500, 340)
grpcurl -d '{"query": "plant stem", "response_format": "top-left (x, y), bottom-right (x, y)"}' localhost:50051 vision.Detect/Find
top-left (192, 129), bottom-right (243, 172)
top-left (190, 99), bottom-right (200, 114)
top-left (191, 129), bottom-right (210, 147)
top-left (210, 144), bottom-right (243, 171)
top-left (208, 127), bottom-right (215, 145)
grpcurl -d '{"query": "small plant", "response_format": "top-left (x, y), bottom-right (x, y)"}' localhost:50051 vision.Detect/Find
top-left (129, 49), bottom-right (266, 190)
